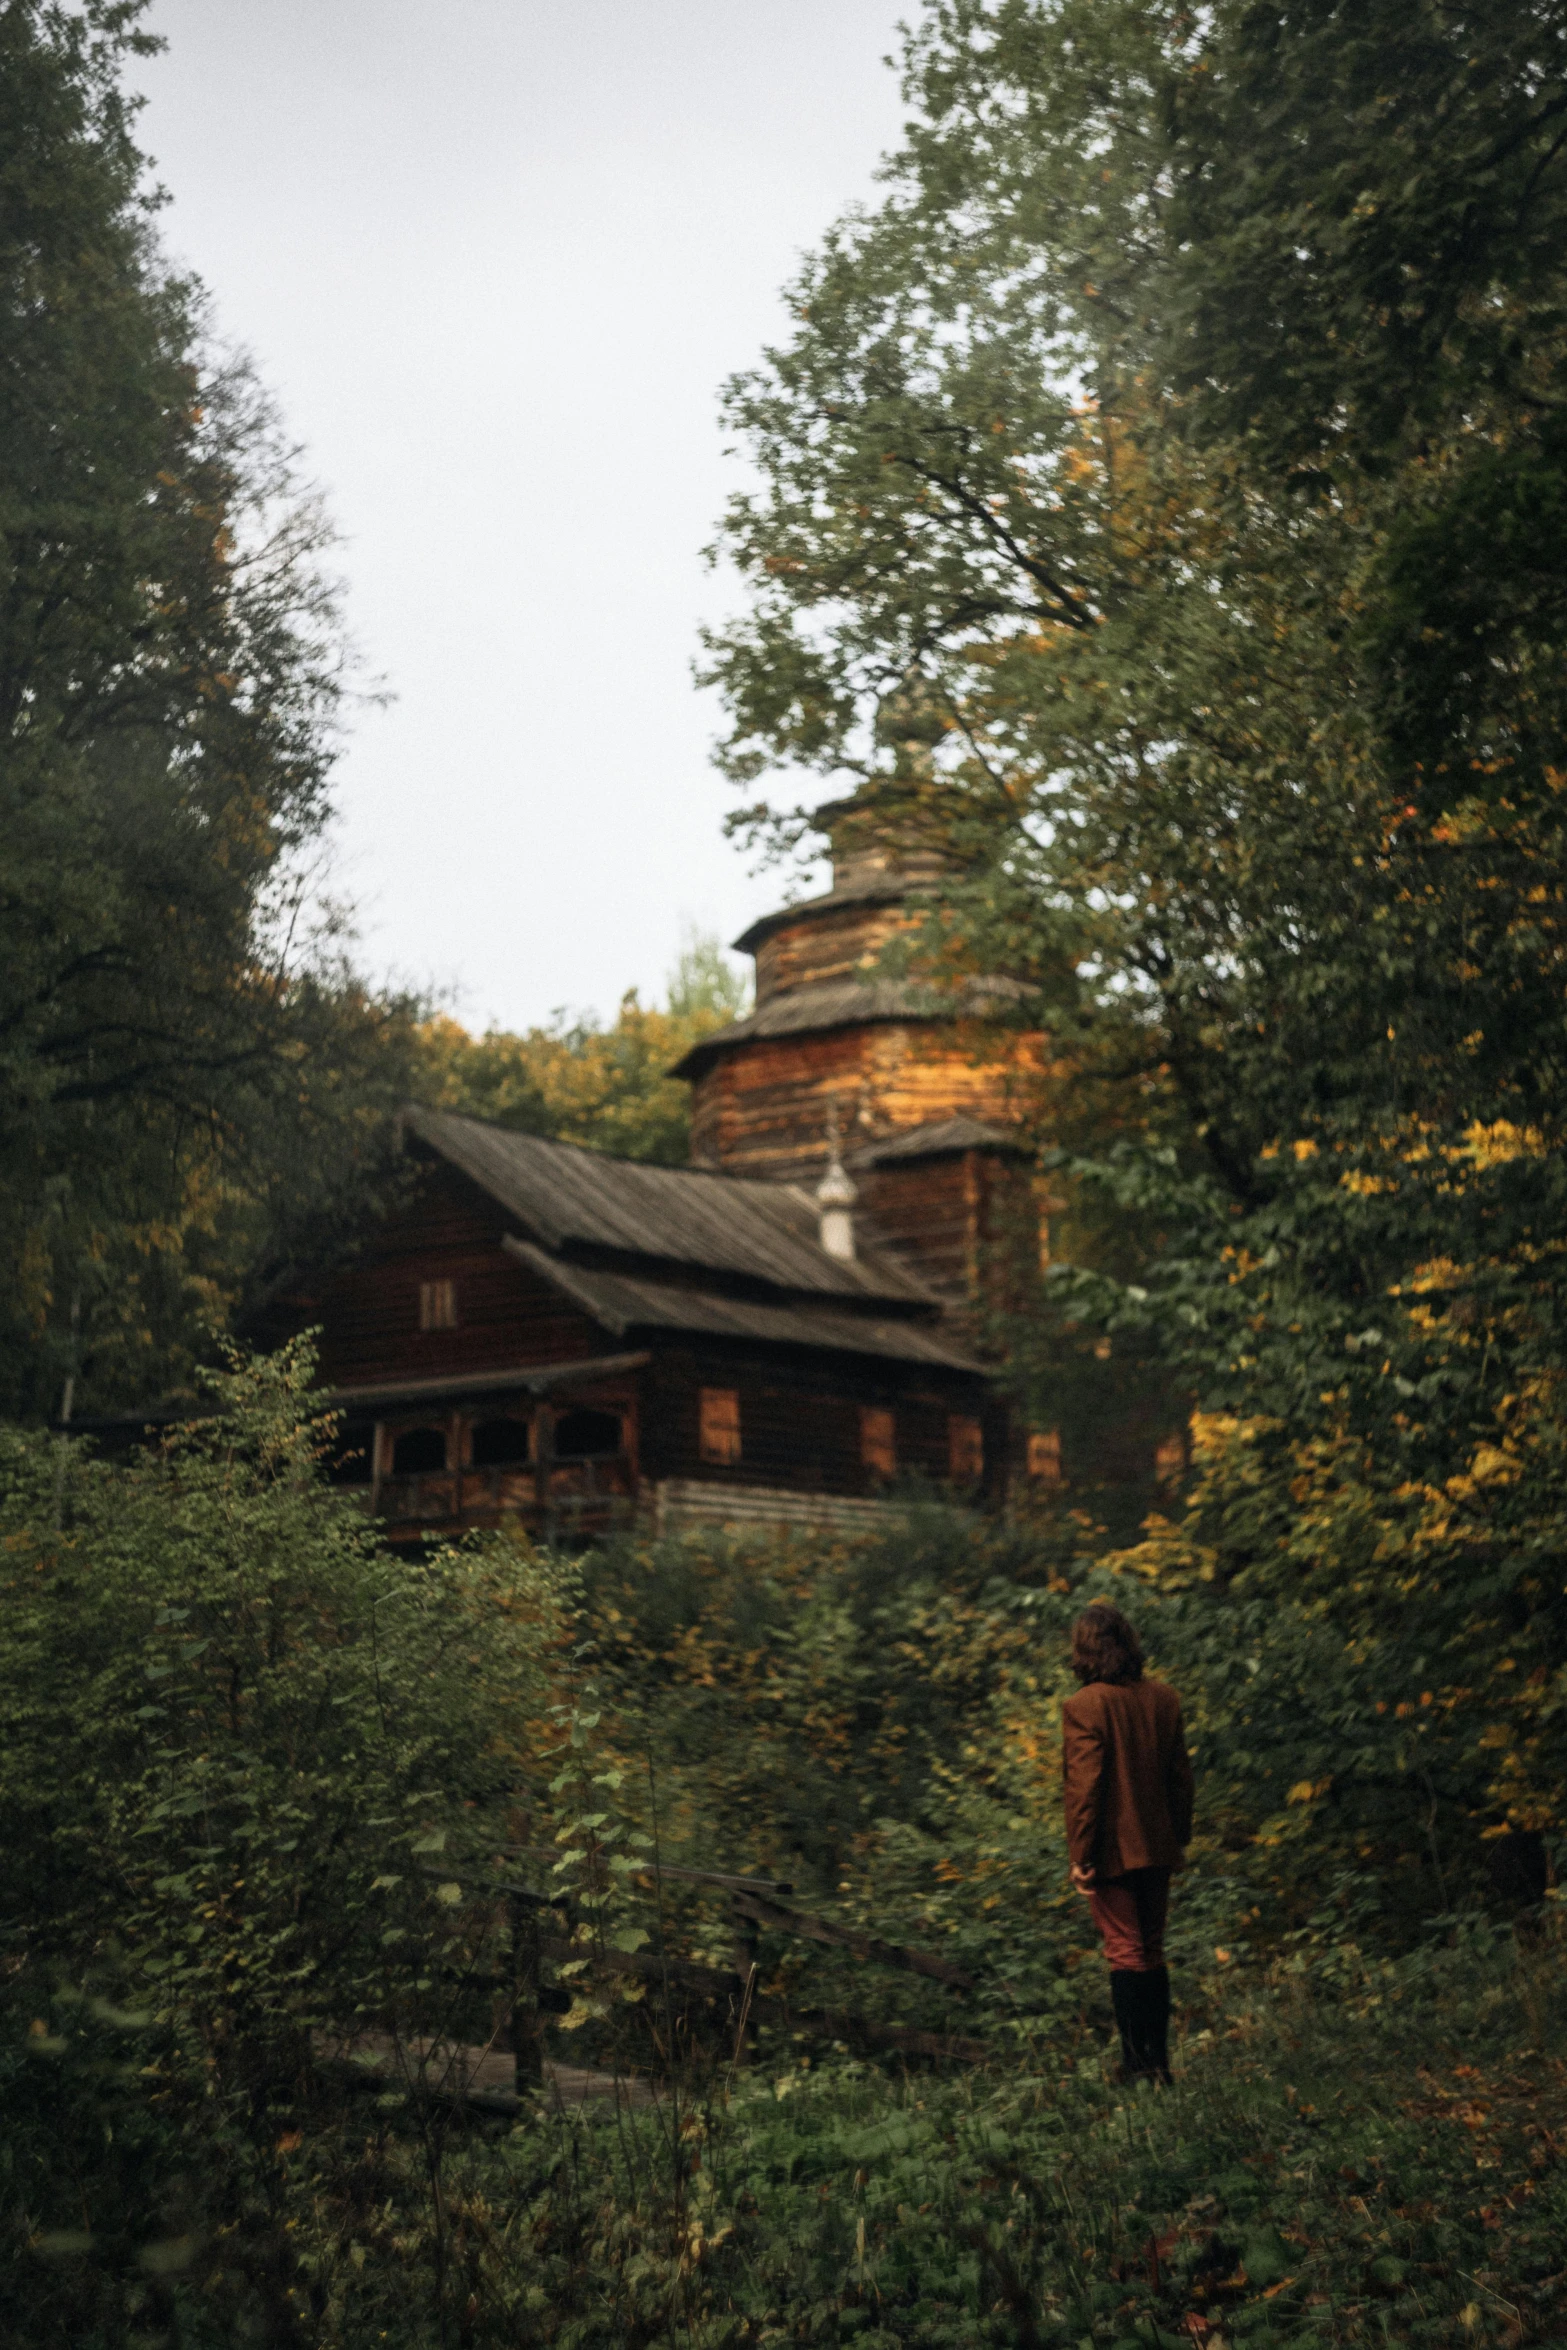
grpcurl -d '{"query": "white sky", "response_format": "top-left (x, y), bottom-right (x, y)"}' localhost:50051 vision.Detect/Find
top-left (134, 1), bottom-right (908, 1029)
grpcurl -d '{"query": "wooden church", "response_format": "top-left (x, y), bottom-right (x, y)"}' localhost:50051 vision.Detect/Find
top-left (288, 793), bottom-right (1051, 1544)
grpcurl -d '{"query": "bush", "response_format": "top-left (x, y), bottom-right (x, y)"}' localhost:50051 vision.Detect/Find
top-left (0, 1340), bottom-right (569, 2345)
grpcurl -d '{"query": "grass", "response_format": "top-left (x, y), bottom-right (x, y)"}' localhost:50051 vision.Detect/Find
top-left (266, 1915), bottom-right (1566, 2348)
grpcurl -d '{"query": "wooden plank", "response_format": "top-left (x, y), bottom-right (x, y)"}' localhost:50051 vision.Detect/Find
top-left (537, 1933), bottom-right (737, 1999)
top-left (687, 1016), bottom-right (1031, 1185)
top-left (313, 2032), bottom-right (655, 2110)
top-left (731, 1891), bottom-right (976, 1991)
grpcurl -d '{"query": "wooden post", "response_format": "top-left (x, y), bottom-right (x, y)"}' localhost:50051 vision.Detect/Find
top-left (508, 1892), bottom-right (543, 2089)
top-left (369, 1420), bottom-right (385, 1518)
top-left (729, 1893), bottom-right (760, 2064)
top-left (449, 1407), bottom-right (464, 1523)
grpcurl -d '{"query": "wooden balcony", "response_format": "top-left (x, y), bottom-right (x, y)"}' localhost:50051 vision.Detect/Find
top-left (363, 1450), bottom-right (638, 1544)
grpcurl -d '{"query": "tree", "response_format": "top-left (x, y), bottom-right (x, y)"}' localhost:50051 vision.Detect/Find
top-left (704, 0), bottom-right (1567, 1869)
top-left (0, 4), bottom-right (419, 1419)
top-left (0, 1339), bottom-right (570, 2339)
top-left (414, 928), bottom-right (750, 1165)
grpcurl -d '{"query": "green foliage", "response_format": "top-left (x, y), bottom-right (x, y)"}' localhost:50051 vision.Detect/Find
top-left (572, 1507), bottom-right (1545, 2033)
top-left (415, 928), bottom-right (750, 1165)
top-left (83, 1920), bottom-right (1564, 2347)
top-left (0, 1339), bottom-right (569, 2341)
top-left (702, 0), bottom-right (1567, 1854)
top-left (3, 1363), bottom-right (1561, 2340)
top-left (0, 3), bottom-right (424, 1420)
top-left (8, 5), bottom-right (1567, 2335)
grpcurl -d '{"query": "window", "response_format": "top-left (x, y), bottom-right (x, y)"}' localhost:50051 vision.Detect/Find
top-left (554, 1407), bottom-right (622, 1460)
top-left (1027, 1429), bottom-right (1063, 1486)
top-left (419, 1279), bottom-right (457, 1331)
top-left (1153, 1431), bottom-right (1186, 1488)
top-left (471, 1415), bottom-right (530, 1469)
top-left (947, 1413), bottom-right (984, 1483)
top-left (392, 1426), bottom-right (447, 1475)
top-left (699, 1387), bottom-right (742, 1467)
top-left (860, 1405), bottom-right (896, 1480)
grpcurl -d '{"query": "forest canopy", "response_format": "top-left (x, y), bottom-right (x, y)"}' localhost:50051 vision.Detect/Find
top-left (0, 0), bottom-right (421, 1420)
top-left (705, 0), bottom-right (1567, 1845)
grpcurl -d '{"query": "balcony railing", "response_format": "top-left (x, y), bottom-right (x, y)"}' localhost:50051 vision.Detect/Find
top-left (365, 1452), bottom-right (636, 1539)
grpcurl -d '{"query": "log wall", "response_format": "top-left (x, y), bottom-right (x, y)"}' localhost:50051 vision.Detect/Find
top-left (752, 901), bottom-right (911, 1001)
top-left (687, 1020), bottom-right (1027, 1181)
top-left (638, 1344), bottom-right (992, 1498)
top-left (292, 1162), bottom-right (603, 1392)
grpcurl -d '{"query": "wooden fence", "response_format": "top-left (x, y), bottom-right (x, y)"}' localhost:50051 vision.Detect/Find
top-left (405, 1850), bottom-right (989, 2100)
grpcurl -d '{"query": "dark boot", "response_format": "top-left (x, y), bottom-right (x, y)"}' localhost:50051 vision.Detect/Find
top-left (1110, 1970), bottom-right (1144, 2079)
top-left (1110, 1968), bottom-right (1172, 2085)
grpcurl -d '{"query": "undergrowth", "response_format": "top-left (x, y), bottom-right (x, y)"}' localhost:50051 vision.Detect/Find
top-left (245, 1921), bottom-right (1567, 2347)
top-left (6, 1360), bottom-right (1564, 2346)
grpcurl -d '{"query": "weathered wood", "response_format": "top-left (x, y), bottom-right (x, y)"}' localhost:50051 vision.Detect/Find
top-left (639, 1350), bottom-right (980, 1495)
top-left (730, 1894), bottom-right (761, 2064)
top-left (536, 1933), bottom-right (737, 1999)
top-left (731, 1891), bottom-right (976, 1991)
top-left (688, 1020), bottom-right (1029, 1184)
top-left (256, 964), bottom-right (1014, 1540)
top-left (508, 1890), bottom-right (544, 2086)
top-left (286, 1161), bottom-right (606, 1392)
top-left (325, 1350), bottom-right (652, 1412)
top-left (532, 1394), bottom-right (553, 1527)
top-left (752, 897), bottom-right (913, 1002)
top-left (314, 2032), bottom-right (656, 2111)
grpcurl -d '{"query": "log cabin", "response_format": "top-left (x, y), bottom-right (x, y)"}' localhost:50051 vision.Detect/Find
top-left (305, 1104), bottom-right (1007, 1546)
top-left (280, 790), bottom-right (1053, 1544)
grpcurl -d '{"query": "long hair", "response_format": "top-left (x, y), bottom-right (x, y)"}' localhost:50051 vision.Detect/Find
top-left (1071, 1602), bottom-right (1145, 1686)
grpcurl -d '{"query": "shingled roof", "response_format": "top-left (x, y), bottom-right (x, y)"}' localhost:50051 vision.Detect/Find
top-left (730, 869), bottom-right (911, 957)
top-left (848, 1115), bottom-right (1029, 1167)
top-left (667, 974), bottom-right (1028, 1082)
top-left (408, 1107), bottom-right (948, 1296)
top-left (502, 1240), bottom-right (983, 1371)
top-left (401, 1106), bottom-right (987, 1375)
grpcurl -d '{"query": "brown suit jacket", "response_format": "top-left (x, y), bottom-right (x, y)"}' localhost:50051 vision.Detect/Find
top-left (1062, 1676), bottom-right (1194, 1878)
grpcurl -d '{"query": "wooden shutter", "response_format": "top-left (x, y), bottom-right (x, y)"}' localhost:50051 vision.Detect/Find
top-left (860, 1405), bottom-right (896, 1479)
top-left (1153, 1431), bottom-right (1186, 1487)
top-left (419, 1279), bottom-right (457, 1331)
top-left (699, 1387), bottom-right (742, 1466)
top-left (947, 1414), bottom-right (984, 1483)
top-left (1027, 1429), bottom-right (1063, 1486)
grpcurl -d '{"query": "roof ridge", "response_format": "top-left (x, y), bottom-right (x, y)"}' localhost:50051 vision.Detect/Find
top-left (407, 1102), bottom-right (819, 1189)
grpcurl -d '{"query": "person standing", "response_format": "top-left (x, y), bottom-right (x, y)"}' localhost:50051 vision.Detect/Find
top-left (1062, 1601), bottom-right (1194, 2084)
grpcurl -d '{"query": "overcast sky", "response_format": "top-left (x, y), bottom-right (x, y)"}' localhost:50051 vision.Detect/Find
top-left (134, 2), bottom-right (908, 1030)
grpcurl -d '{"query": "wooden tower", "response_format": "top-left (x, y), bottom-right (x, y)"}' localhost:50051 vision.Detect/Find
top-left (672, 794), bottom-right (1044, 1310)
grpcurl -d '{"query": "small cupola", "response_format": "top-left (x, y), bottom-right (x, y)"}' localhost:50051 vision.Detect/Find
top-left (815, 1110), bottom-right (858, 1261)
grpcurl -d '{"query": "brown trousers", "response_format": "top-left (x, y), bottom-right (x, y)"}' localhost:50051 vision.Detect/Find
top-left (1086, 1866), bottom-right (1170, 1972)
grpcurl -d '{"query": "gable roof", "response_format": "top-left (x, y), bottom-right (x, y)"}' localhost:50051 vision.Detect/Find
top-left (400, 1105), bottom-right (931, 1306)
